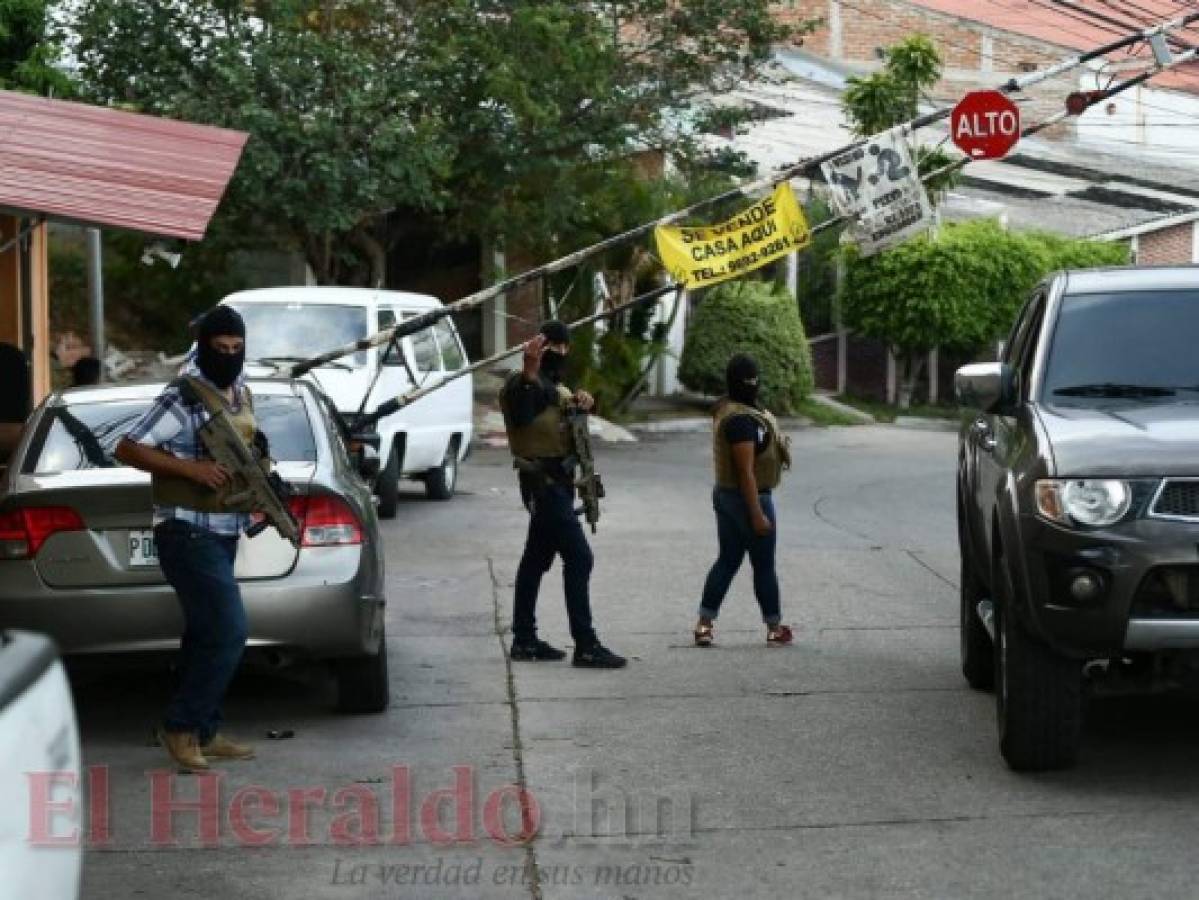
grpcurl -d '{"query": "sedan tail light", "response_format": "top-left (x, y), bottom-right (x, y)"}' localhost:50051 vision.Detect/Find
top-left (287, 495), bottom-right (363, 547)
top-left (0, 507), bottom-right (86, 559)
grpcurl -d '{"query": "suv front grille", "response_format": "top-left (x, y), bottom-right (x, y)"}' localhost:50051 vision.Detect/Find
top-left (1151, 480), bottom-right (1199, 521)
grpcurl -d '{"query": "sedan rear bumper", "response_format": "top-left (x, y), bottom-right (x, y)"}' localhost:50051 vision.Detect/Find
top-left (0, 546), bottom-right (384, 658)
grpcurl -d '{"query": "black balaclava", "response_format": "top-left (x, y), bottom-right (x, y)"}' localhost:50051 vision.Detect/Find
top-left (538, 320), bottom-right (571, 383)
top-left (726, 353), bottom-right (760, 406)
top-left (197, 305), bottom-right (246, 389)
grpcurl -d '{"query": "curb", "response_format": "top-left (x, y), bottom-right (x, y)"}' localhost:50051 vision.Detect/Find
top-left (809, 393), bottom-right (876, 425)
top-left (893, 416), bottom-right (960, 433)
top-left (627, 417), bottom-right (712, 434)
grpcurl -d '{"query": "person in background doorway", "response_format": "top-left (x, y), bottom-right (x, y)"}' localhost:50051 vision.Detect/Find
top-left (71, 356), bottom-right (102, 387)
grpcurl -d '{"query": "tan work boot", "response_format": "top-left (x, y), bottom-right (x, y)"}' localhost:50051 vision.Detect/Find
top-left (158, 729), bottom-right (209, 772)
top-left (202, 733), bottom-right (256, 760)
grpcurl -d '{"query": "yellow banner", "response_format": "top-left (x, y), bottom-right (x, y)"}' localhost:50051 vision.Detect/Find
top-left (654, 184), bottom-right (811, 289)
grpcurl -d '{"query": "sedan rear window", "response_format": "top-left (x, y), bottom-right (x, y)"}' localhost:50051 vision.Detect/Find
top-left (1042, 290), bottom-right (1199, 402)
top-left (26, 395), bottom-right (317, 474)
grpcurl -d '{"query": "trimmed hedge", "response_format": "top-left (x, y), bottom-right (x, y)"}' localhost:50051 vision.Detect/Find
top-left (679, 279), bottom-right (813, 413)
top-left (842, 219), bottom-right (1131, 354)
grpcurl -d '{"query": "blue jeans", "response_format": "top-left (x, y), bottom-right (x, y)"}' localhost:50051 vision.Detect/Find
top-left (513, 482), bottom-right (597, 647)
top-left (156, 519), bottom-right (247, 743)
top-left (699, 487), bottom-right (781, 625)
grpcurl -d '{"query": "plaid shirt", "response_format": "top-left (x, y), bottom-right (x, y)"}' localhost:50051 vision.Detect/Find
top-left (125, 362), bottom-right (251, 536)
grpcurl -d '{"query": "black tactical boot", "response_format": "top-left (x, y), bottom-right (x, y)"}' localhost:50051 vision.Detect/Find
top-left (572, 642), bottom-right (627, 669)
top-left (510, 638), bottom-right (567, 662)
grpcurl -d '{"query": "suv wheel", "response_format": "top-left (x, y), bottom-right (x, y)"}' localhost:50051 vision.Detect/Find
top-left (994, 551), bottom-right (1082, 771)
top-left (959, 517), bottom-right (994, 691)
top-left (333, 629), bottom-right (390, 714)
top-left (424, 439), bottom-right (459, 501)
top-left (376, 443), bottom-right (400, 520)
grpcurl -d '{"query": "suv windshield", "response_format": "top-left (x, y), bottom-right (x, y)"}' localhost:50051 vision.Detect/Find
top-left (26, 395), bottom-right (317, 474)
top-left (229, 303), bottom-right (370, 368)
top-left (1042, 290), bottom-right (1199, 403)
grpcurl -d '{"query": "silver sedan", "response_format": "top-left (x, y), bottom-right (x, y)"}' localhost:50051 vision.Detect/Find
top-left (0, 378), bottom-right (389, 713)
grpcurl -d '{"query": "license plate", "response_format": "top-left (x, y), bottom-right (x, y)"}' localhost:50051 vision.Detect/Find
top-left (128, 530), bottom-right (159, 568)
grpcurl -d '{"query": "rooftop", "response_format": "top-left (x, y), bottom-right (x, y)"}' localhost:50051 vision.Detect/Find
top-left (0, 90), bottom-right (247, 240)
top-left (904, 0), bottom-right (1199, 95)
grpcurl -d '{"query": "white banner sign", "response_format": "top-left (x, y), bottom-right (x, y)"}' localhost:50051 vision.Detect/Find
top-left (821, 131), bottom-right (933, 256)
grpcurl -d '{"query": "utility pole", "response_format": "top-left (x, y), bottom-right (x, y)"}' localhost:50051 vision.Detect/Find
top-left (86, 228), bottom-right (105, 381)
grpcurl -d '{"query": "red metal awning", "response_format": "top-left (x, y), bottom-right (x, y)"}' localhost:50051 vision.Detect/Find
top-left (0, 90), bottom-right (248, 241)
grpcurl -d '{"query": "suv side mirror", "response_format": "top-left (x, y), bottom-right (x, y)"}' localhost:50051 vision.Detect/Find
top-left (955, 363), bottom-right (1018, 414)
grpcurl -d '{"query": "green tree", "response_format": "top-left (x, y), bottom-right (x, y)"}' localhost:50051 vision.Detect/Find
top-left (70, 0), bottom-right (452, 286)
top-left (841, 220), bottom-right (1130, 407)
top-left (0, 0), bottom-right (72, 96)
top-left (842, 35), bottom-right (957, 197)
top-left (69, 1), bottom-right (811, 287)
top-left (679, 279), bottom-right (814, 414)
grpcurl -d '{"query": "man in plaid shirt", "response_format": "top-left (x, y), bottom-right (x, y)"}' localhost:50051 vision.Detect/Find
top-left (116, 306), bottom-right (258, 772)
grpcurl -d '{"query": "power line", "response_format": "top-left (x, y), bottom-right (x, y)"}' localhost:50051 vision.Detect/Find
top-left (1062, 0), bottom-right (1199, 51)
top-left (986, 0), bottom-right (1197, 60)
top-left (981, 0), bottom-right (1199, 111)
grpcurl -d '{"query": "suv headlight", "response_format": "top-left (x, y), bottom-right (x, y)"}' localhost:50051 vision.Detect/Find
top-left (1036, 479), bottom-right (1132, 527)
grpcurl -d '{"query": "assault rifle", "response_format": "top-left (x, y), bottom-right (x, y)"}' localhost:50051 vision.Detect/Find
top-left (566, 406), bottom-right (604, 534)
top-left (196, 404), bottom-right (301, 549)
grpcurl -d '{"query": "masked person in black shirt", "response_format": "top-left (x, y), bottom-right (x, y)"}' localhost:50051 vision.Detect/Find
top-left (694, 353), bottom-right (793, 648)
top-left (499, 321), bottom-right (627, 669)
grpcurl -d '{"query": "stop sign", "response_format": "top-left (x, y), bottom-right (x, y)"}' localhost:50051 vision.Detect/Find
top-left (951, 91), bottom-right (1021, 160)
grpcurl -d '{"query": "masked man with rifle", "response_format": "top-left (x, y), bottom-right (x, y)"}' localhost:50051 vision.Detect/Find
top-left (499, 321), bottom-right (626, 669)
top-left (116, 306), bottom-right (269, 771)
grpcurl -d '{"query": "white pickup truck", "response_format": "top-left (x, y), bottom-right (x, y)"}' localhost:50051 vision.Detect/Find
top-left (0, 630), bottom-right (81, 899)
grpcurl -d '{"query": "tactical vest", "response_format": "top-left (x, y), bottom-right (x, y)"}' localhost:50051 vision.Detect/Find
top-left (151, 377), bottom-right (259, 513)
top-left (712, 400), bottom-right (791, 491)
top-left (499, 375), bottom-right (574, 460)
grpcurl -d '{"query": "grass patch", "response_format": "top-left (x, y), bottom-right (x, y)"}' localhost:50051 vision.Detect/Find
top-left (834, 394), bottom-right (961, 423)
top-left (795, 397), bottom-right (865, 427)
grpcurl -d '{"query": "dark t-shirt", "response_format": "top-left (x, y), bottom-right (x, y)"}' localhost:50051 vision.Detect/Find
top-left (723, 413), bottom-right (771, 454)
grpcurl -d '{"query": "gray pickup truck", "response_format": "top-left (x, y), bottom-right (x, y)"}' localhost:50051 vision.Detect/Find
top-left (956, 266), bottom-right (1199, 771)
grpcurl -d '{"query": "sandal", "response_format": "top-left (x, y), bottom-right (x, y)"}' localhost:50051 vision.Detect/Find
top-left (766, 624), bottom-right (794, 646)
top-left (694, 622), bottom-right (714, 648)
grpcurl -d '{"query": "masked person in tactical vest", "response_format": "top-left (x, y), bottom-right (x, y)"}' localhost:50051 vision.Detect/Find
top-left (693, 353), bottom-right (794, 648)
top-left (499, 321), bottom-right (627, 668)
top-left (115, 306), bottom-right (259, 772)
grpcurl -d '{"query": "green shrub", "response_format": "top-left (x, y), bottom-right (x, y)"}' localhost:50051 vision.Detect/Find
top-left (843, 219), bottom-right (1132, 355)
top-left (678, 279), bottom-right (813, 413)
top-left (839, 219), bottom-right (1131, 407)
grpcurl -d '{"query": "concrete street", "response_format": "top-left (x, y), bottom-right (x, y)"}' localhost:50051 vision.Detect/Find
top-left (72, 424), bottom-right (1199, 899)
